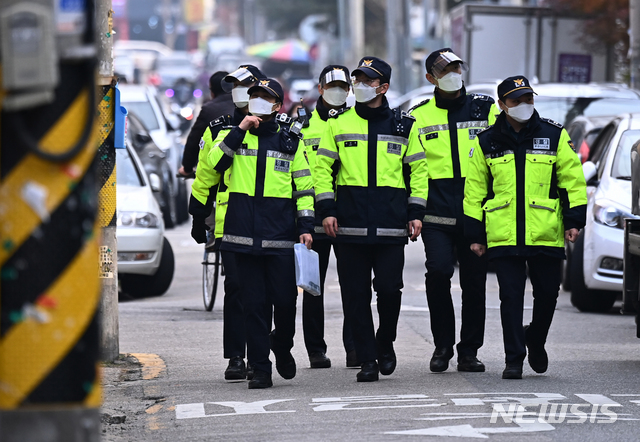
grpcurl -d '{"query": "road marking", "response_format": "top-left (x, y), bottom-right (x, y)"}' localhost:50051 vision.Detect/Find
top-left (176, 400), bottom-right (296, 419)
top-left (575, 394), bottom-right (621, 406)
top-left (130, 353), bottom-right (165, 380)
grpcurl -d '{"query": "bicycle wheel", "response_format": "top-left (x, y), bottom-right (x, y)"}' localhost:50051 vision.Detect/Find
top-left (202, 249), bottom-right (221, 311)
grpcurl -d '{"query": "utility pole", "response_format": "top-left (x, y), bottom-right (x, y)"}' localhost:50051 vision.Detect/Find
top-left (387, 0), bottom-right (413, 94)
top-left (0, 0), bottom-right (102, 440)
top-left (631, 0), bottom-right (640, 89)
top-left (349, 0), bottom-right (365, 61)
top-left (338, 0), bottom-right (349, 66)
top-left (97, 0), bottom-right (119, 363)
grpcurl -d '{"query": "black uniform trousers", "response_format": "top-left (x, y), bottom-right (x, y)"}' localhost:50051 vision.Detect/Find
top-left (235, 252), bottom-right (297, 374)
top-left (422, 224), bottom-right (487, 357)
top-left (221, 250), bottom-right (245, 359)
top-left (302, 239), bottom-right (355, 355)
top-left (493, 254), bottom-right (561, 365)
top-left (336, 243), bottom-right (404, 363)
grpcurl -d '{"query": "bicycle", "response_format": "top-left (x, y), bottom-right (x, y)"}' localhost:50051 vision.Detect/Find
top-left (177, 171), bottom-right (224, 311)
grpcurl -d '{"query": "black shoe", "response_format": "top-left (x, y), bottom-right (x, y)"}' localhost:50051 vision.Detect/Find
top-left (502, 364), bottom-right (523, 379)
top-left (430, 347), bottom-right (454, 372)
top-left (246, 362), bottom-right (254, 380)
top-left (346, 349), bottom-right (359, 368)
top-left (248, 370), bottom-right (273, 389)
top-left (524, 325), bottom-right (548, 373)
top-left (356, 361), bottom-right (379, 382)
top-left (274, 351), bottom-right (296, 380)
top-left (377, 341), bottom-right (396, 376)
top-left (224, 356), bottom-right (246, 380)
top-left (457, 356), bottom-right (486, 372)
top-left (309, 352), bottom-right (331, 369)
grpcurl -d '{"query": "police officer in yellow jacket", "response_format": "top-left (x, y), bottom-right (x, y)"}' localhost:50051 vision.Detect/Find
top-left (315, 57), bottom-right (429, 382)
top-left (189, 64), bottom-right (266, 382)
top-left (464, 76), bottom-right (587, 379)
top-left (207, 78), bottom-right (315, 389)
top-left (301, 65), bottom-right (356, 369)
top-left (411, 48), bottom-right (499, 373)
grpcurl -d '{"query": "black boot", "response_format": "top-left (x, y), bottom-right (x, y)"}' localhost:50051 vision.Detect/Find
top-left (224, 356), bottom-right (246, 380)
top-left (356, 361), bottom-right (379, 382)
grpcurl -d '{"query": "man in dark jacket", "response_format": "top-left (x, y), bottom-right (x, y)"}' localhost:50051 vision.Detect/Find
top-left (179, 71), bottom-right (235, 176)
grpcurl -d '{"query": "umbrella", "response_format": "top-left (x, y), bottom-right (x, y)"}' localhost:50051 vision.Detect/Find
top-left (246, 39), bottom-right (310, 63)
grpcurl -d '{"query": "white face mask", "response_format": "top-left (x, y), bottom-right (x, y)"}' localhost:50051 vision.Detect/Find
top-left (436, 72), bottom-right (463, 92)
top-left (505, 102), bottom-right (535, 123)
top-left (248, 97), bottom-right (276, 116)
top-left (353, 82), bottom-right (379, 103)
top-left (232, 87), bottom-right (250, 107)
top-left (323, 87), bottom-right (349, 106)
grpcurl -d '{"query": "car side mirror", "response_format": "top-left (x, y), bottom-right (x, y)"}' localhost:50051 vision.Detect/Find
top-left (148, 173), bottom-right (162, 192)
top-left (582, 161), bottom-right (597, 184)
top-left (135, 133), bottom-right (152, 145)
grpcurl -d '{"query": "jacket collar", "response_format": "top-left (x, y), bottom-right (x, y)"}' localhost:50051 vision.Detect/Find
top-left (354, 95), bottom-right (390, 121)
top-left (434, 86), bottom-right (467, 111)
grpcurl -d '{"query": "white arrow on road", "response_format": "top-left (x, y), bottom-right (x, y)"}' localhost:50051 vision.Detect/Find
top-left (386, 420), bottom-right (554, 438)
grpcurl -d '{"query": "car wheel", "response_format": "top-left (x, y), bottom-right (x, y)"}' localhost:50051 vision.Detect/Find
top-left (120, 237), bottom-right (175, 297)
top-left (162, 176), bottom-right (177, 229)
top-left (569, 231), bottom-right (617, 313)
top-left (561, 242), bottom-right (572, 292)
top-left (176, 178), bottom-right (189, 224)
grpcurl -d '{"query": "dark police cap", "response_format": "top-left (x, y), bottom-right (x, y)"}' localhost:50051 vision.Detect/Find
top-left (352, 57), bottom-right (391, 84)
top-left (319, 65), bottom-right (350, 85)
top-left (425, 48), bottom-right (465, 76)
top-left (223, 64), bottom-right (266, 84)
top-left (497, 75), bottom-right (537, 102)
top-left (247, 78), bottom-right (285, 103)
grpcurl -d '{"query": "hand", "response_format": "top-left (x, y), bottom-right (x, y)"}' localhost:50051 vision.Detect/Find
top-left (299, 233), bottom-right (313, 249)
top-left (178, 166), bottom-right (193, 177)
top-left (191, 216), bottom-right (210, 244)
top-left (408, 219), bottom-right (422, 241)
top-left (565, 228), bottom-right (579, 243)
top-left (323, 217), bottom-right (338, 238)
top-left (239, 115), bottom-right (262, 131)
top-left (470, 243), bottom-right (486, 257)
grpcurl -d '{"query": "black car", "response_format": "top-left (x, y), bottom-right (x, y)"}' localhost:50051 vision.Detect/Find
top-left (126, 112), bottom-right (177, 228)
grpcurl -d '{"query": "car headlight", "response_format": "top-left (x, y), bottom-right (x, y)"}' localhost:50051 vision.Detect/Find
top-left (592, 201), bottom-right (636, 229)
top-left (117, 211), bottom-right (160, 228)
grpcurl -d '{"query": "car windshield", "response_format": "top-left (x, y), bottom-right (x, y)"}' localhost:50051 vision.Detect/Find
top-left (122, 101), bottom-right (159, 131)
top-left (611, 129), bottom-right (640, 179)
top-left (116, 148), bottom-right (144, 186)
top-left (536, 97), bottom-right (640, 127)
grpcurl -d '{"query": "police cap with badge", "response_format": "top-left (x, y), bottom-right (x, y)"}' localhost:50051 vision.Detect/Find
top-left (221, 65), bottom-right (266, 92)
top-left (352, 56), bottom-right (392, 84)
top-left (247, 78), bottom-right (285, 103)
top-left (425, 48), bottom-right (468, 77)
top-left (319, 65), bottom-right (351, 86)
top-left (497, 75), bottom-right (537, 102)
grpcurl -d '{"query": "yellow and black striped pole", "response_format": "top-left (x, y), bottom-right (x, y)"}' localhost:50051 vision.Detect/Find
top-left (0, 1), bottom-right (102, 439)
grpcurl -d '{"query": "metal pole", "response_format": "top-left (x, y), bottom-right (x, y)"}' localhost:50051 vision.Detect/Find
top-left (338, 0), bottom-right (348, 66)
top-left (630, 0), bottom-right (640, 89)
top-left (96, 0), bottom-right (119, 364)
top-left (350, 0), bottom-right (365, 61)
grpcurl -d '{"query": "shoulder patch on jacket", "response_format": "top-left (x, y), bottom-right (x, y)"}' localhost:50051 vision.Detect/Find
top-left (328, 107), bottom-right (349, 119)
top-left (540, 117), bottom-right (563, 129)
top-left (469, 93), bottom-right (494, 103)
top-left (209, 114), bottom-right (233, 129)
top-left (407, 98), bottom-right (430, 114)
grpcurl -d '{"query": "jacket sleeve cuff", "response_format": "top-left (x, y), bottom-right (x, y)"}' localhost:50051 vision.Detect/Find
top-left (407, 203), bottom-right (426, 223)
top-left (188, 192), bottom-right (215, 218)
top-left (316, 199), bottom-right (337, 221)
top-left (563, 204), bottom-right (587, 231)
top-left (464, 215), bottom-right (486, 245)
top-left (297, 216), bottom-right (315, 236)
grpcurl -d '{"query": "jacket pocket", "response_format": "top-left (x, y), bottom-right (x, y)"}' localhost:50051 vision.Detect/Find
top-left (526, 197), bottom-right (562, 244)
top-left (482, 197), bottom-right (513, 245)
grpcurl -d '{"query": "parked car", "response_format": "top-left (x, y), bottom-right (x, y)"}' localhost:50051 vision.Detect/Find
top-left (389, 85), bottom-right (434, 112)
top-left (126, 113), bottom-right (177, 228)
top-left (566, 115), bottom-right (613, 163)
top-left (566, 113), bottom-right (640, 312)
top-left (119, 84), bottom-right (189, 227)
top-left (116, 143), bottom-right (174, 298)
top-left (149, 51), bottom-right (198, 91)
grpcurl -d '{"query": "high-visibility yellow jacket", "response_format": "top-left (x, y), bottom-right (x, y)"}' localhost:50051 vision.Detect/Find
top-left (463, 110), bottom-right (587, 257)
top-left (314, 98), bottom-right (429, 245)
top-left (301, 99), bottom-right (349, 239)
top-left (410, 89), bottom-right (500, 226)
top-left (207, 117), bottom-right (315, 255)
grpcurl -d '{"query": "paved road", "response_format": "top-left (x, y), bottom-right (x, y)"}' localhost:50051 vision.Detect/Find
top-left (102, 223), bottom-right (640, 441)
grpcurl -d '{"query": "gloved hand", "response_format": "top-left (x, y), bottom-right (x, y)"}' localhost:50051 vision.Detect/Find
top-left (191, 216), bottom-right (210, 244)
